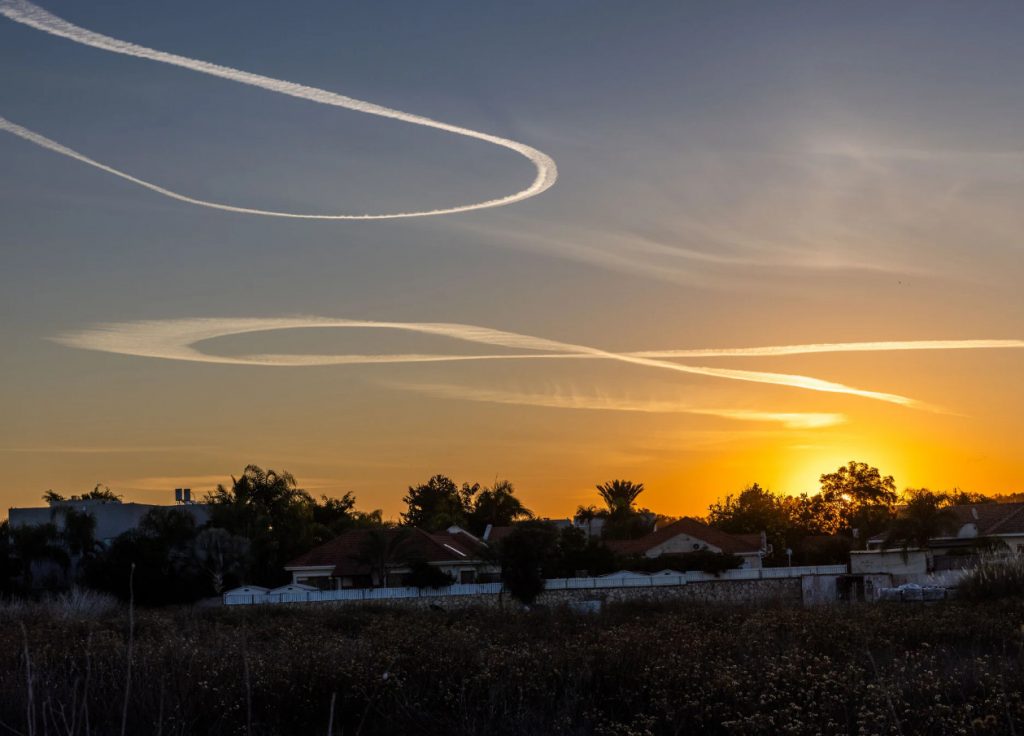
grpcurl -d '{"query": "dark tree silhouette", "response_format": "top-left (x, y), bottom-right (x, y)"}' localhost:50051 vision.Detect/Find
top-left (401, 475), bottom-right (478, 531)
top-left (819, 461), bottom-right (898, 544)
top-left (882, 489), bottom-right (959, 556)
top-left (497, 523), bottom-right (558, 605)
top-left (468, 480), bottom-right (533, 535)
top-left (596, 480), bottom-right (645, 518)
top-left (206, 465), bottom-right (318, 586)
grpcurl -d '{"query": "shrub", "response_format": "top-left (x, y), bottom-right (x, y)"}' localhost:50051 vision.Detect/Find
top-left (958, 554), bottom-right (1024, 600)
top-left (406, 561), bottom-right (454, 589)
top-left (624, 550), bottom-right (743, 576)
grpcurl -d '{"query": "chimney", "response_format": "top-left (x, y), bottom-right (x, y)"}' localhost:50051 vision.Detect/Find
top-left (174, 488), bottom-right (183, 504)
top-left (183, 488), bottom-right (192, 504)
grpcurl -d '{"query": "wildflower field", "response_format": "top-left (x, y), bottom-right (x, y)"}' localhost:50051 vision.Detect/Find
top-left (1, 598), bottom-right (1023, 735)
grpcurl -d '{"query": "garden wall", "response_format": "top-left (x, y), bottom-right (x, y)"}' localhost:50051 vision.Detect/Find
top-left (312, 577), bottom-right (803, 611)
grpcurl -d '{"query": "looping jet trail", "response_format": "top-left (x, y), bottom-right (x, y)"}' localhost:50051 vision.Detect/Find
top-left (0, 0), bottom-right (558, 219)
top-left (52, 316), bottom-right (1024, 412)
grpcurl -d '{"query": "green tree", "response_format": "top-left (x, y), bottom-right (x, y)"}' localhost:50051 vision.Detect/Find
top-left (819, 461), bottom-right (898, 544)
top-left (882, 489), bottom-right (960, 557)
top-left (596, 480), bottom-right (645, 518)
top-left (206, 465), bottom-right (317, 586)
top-left (53, 507), bottom-right (101, 582)
top-left (547, 526), bottom-right (617, 578)
top-left (310, 493), bottom-right (383, 544)
top-left (193, 527), bottom-right (250, 595)
top-left (468, 480), bottom-right (533, 535)
top-left (43, 484), bottom-right (122, 503)
top-left (10, 523), bottom-right (69, 590)
top-left (497, 523), bottom-right (559, 605)
top-left (401, 475), bottom-right (478, 531)
top-left (707, 483), bottom-right (792, 562)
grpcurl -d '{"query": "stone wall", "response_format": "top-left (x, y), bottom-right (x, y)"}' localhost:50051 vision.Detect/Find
top-left (307, 577), bottom-right (802, 611)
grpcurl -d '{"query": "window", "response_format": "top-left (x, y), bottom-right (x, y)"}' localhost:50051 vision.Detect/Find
top-left (460, 570), bottom-right (476, 584)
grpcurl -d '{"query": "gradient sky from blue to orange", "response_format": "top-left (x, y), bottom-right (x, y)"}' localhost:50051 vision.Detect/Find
top-left (1, 1), bottom-right (1023, 519)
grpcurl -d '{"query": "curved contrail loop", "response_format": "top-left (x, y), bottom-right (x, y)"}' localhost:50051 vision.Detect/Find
top-left (53, 317), bottom-right (1023, 410)
top-left (0, 0), bottom-right (557, 219)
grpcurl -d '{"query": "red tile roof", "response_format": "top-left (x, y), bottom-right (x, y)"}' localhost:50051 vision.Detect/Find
top-left (286, 527), bottom-right (487, 578)
top-left (606, 517), bottom-right (763, 556)
top-left (869, 502), bottom-right (1024, 543)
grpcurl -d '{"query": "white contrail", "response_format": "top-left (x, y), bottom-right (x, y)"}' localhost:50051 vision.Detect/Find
top-left (631, 339), bottom-right (1024, 358)
top-left (0, 0), bottom-right (557, 219)
top-left (385, 381), bottom-right (847, 429)
top-left (51, 315), bottom-right (1020, 410)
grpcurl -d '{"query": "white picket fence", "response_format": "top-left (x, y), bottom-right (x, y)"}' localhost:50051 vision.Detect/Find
top-left (224, 564), bottom-right (847, 606)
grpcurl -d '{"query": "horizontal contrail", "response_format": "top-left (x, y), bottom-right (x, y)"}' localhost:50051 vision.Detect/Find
top-left (52, 316), bottom-right (1024, 411)
top-left (0, 0), bottom-right (557, 219)
top-left (386, 381), bottom-right (847, 429)
top-left (631, 339), bottom-right (1024, 358)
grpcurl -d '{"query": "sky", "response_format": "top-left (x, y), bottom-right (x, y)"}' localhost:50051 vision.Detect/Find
top-left (2, 0), bottom-right (1023, 520)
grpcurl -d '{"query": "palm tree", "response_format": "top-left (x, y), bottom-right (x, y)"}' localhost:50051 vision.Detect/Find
top-left (596, 480), bottom-right (645, 518)
top-left (469, 480), bottom-right (533, 533)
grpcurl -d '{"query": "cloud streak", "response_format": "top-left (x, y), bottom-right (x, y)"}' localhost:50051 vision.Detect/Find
top-left (0, 0), bottom-right (557, 219)
top-left (387, 381), bottom-right (847, 429)
top-left (51, 316), bottom-right (1023, 412)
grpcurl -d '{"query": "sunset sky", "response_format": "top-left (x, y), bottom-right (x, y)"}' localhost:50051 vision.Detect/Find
top-left (2, 0), bottom-right (1023, 520)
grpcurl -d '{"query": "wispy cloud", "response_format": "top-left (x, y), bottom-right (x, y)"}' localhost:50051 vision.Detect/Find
top-left (0, 445), bottom-right (199, 454)
top-left (52, 316), bottom-right (930, 407)
top-left (385, 381), bottom-right (846, 429)
top-left (0, 0), bottom-right (556, 219)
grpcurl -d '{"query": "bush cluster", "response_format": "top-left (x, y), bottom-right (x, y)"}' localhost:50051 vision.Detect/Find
top-left (1, 600), bottom-right (1023, 735)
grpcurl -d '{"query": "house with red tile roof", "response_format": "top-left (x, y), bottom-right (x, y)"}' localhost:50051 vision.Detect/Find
top-left (605, 517), bottom-right (768, 569)
top-left (853, 502), bottom-right (1024, 575)
top-left (284, 526), bottom-right (499, 589)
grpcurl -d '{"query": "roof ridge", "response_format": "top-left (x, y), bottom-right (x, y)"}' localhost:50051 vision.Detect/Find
top-left (984, 503), bottom-right (1024, 534)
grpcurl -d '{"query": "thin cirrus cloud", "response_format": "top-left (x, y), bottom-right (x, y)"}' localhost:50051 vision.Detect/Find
top-left (0, 0), bottom-right (557, 219)
top-left (50, 316), bottom-right (1024, 412)
top-left (382, 381), bottom-right (847, 430)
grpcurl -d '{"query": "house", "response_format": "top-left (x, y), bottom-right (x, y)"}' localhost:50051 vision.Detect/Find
top-left (482, 517), bottom-right (576, 545)
top-left (853, 502), bottom-right (1024, 575)
top-left (285, 526), bottom-right (500, 589)
top-left (605, 517), bottom-right (768, 569)
top-left (8, 491), bottom-right (210, 546)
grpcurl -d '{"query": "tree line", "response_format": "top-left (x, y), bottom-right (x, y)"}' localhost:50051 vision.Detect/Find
top-left (2, 460), bottom-right (1015, 605)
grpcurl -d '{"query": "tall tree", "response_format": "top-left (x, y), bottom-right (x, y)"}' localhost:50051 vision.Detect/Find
top-left (401, 475), bottom-right (477, 531)
top-left (819, 461), bottom-right (898, 544)
top-left (468, 480), bottom-right (533, 535)
top-left (193, 528), bottom-right (250, 595)
top-left (882, 489), bottom-right (960, 555)
top-left (10, 523), bottom-right (69, 590)
top-left (707, 483), bottom-right (792, 563)
top-left (206, 465), bottom-right (317, 586)
top-left (596, 480), bottom-right (645, 518)
top-left (497, 523), bottom-right (559, 606)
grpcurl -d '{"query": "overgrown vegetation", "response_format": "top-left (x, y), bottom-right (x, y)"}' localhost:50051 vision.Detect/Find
top-left (1, 600), bottom-right (1023, 735)
top-left (959, 555), bottom-right (1024, 601)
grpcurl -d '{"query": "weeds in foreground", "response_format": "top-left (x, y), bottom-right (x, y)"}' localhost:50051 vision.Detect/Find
top-left (0, 600), bottom-right (1022, 735)
top-left (959, 554), bottom-right (1024, 601)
